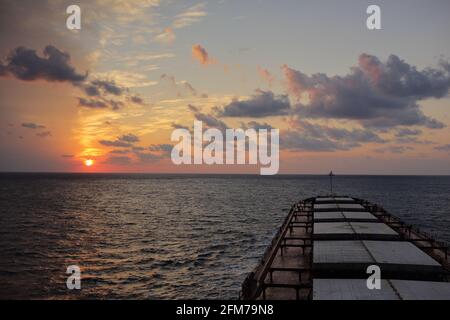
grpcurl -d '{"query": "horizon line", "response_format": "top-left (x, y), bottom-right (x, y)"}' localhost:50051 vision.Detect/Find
top-left (1, 171), bottom-right (449, 177)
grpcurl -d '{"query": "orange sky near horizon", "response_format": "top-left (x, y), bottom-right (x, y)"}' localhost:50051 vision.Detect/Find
top-left (1, 1), bottom-right (450, 174)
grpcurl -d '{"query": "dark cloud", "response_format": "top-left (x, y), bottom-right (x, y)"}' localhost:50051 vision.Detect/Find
top-left (434, 144), bottom-right (450, 152)
top-left (393, 128), bottom-right (434, 144)
top-left (171, 122), bottom-right (190, 130)
top-left (241, 121), bottom-right (274, 130)
top-left (103, 156), bottom-right (132, 165)
top-left (36, 131), bottom-right (51, 138)
top-left (99, 134), bottom-right (139, 148)
top-left (361, 54), bottom-right (450, 99)
top-left (324, 126), bottom-right (385, 143)
top-left (283, 54), bottom-right (450, 129)
top-left (61, 154), bottom-right (75, 158)
top-left (99, 140), bottom-right (132, 148)
top-left (130, 95), bottom-right (145, 105)
top-left (216, 89), bottom-right (290, 118)
top-left (293, 119), bottom-right (386, 143)
top-left (281, 119), bottom-right (385, 152)
top-left (0, 45), bottom-right (141, 112)
top-left (395, 136), bottom-right (433, 145)
top-left (78, 97), bottom-right (123, 110)
top-left (119, 134), bottom-right (139, 143)
top-left (109, 149), bottom-right (129, 155)
top-left (89, 79), bottom-right (124, 96)
top-left (76, 76), bottom-right (145, 109)
top-left (148, 144), bottom-right (173, 157)
top-left (108, 99), bottom-right (124, 110)
top-left (22, 122), bottom-right (45, 129)
top-left (148, 144), bottom-right (173, 152)
top-left (79, 79), bottom-right (129, 109)
top-left (281, 130), bottom-right (358, 152)
top-left (0, 61), bottom-right (7, 76)
top-left (0, 45), bottom-right (86, 83)
top-left (78, 98), bottom-right (108, 109)
top-left (396, 128), bottom-right (422, 137)
top-left (83, 84), bottom-right (101, 96)
top-left (189, 104), bottom-right (229, 131)
top-left (374, 146), bottom-right (414, 154)
top-left (135, 152), bottom-right (162, 162)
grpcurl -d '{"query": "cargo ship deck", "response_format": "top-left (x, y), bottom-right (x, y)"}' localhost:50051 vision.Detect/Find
top-left (240, 196), bottom-right (450, 300)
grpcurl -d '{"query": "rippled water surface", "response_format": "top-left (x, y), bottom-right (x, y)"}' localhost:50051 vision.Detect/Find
top-left (1, 174), bottom-right (449, 299)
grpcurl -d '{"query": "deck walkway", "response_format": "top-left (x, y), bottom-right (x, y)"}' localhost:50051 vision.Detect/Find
top-left (240, 196), bottom-right (450, 300)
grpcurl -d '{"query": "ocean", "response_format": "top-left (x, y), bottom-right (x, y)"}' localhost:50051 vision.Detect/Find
top-left (0, 173), bottom-right (449, 299)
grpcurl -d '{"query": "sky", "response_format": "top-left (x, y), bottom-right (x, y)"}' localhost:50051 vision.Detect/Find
top-left (1, 0), bottom-right (450, 174)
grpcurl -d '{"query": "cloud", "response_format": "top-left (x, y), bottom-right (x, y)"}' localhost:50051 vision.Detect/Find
top-left (154, 2), bottom-right (207, 43)
top-left (323, 126), bottom-right (385, 143)
top-left (108, 99), bottom-right (125, 110)
top-left (135, 152), bottom-right (162, 162)
top-left (188, 104), bottom-right (229, 131)
top-left (374, 146), bottom-right (414, 154)
top-left (395, 136), bottom-right (433, 145)
top-left (281, 119), bottom-right (386, 152)
top-left (281, 130), bottom-right (357, 152)
top-left (0, 61), bottom-right (7, 76)
top-left (22, 122), bottom-right (45, 129)
top-left (61, 154), bottom-right (75, 158)
top-left (395, 128), bottom-right (422, 137)
top-left (192, 44), bottom-right (214, 65)
top-left (359, 54), bottom-right (450, 99)
top-left (148, 144), bottom-right (173, 153)
top-left (257, 66), bottom-right (275, 87)
top-left (171, 122), bottom-right (190, 130)
top-left (109, 149), bottom-right (129, 155)
top-left (282, 53), bottom-right (450, 129)
top-left (77, 97), bottom-right (124, 110)
top-left (0, 44), bottom-right (146, 111)
top-left (148, 144), bottom-right (173, 158)
top-left (241, 121), bottom-right (274, 130)
top-left (99, 140), bottom-right (132, 148)
top-left (183, 82), bottom-right (197, 96)
top-left (119, 134), bottom-right (140, 143)
top-left (173, 3), bottom-right (207, 29)
top-left (36, 131), bottom-right (51, 138)
top-left (434, 144), bottom-right (450, 152)
top-left (216, 89), bottom-right (290, 118)
top-left (155, 28), bottom-right (176, 44)
top-left (103, 156), bottom-right (132, 165)
top-left (78, 98), bottom-right (109, 109)
top-left (83, 79), bottom-right (125, 97)
top-left (160, 74), bottom-right (200, 97)
top-left (129, 95), bottom-right (145, 105)
top-left (92, 70), bottom-right (158, 88)
top-left (99, 133), bottom-right (139, 148)
top-left (0, 45), bottom-right (86, 83)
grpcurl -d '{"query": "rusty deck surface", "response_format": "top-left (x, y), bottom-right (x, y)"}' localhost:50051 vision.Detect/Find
top-left (239, 196), bottom-right (450, 300)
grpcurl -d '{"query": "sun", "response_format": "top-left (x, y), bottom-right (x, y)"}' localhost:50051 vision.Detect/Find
top-left (84, 159), bottom-right (94, 167)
